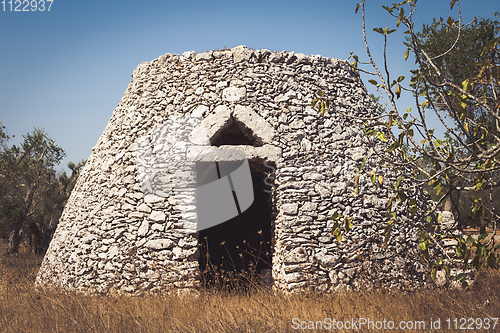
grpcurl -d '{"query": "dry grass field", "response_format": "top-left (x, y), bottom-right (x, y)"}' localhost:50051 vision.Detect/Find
top-left (0, 241), bottom-right (499, 333)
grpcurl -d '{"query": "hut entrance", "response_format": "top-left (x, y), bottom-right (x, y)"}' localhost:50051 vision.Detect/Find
top-left (196, 162), bottom-right (274, 289)
top-left (193, 105), bottom-right (277, 289)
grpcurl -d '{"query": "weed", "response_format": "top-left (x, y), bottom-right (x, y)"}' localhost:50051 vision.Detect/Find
top-left (1, 240), bottom-right (499, 332)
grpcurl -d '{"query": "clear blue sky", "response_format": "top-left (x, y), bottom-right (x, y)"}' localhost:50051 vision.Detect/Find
top-left (0, 0), bottom-right (497, 174)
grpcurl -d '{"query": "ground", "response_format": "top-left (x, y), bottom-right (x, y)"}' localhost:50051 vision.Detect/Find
top-left (0, 239), bottom-right (499, 332)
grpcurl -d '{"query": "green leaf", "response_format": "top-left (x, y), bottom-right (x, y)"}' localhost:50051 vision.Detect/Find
top-left (474, 177), bottom-right (484, 191)
top-left (462, 79), bottom-right (470, 92)
top-left (420, 244), bottom-right (430, 261)
top-left (311, 99), bottom-right (319, 109)
top-left (359, 155), bottom-right (368, 171)
top-left (428, 178), bottom-right (439, 188)
top-left (344, 217), bottom-right (353, 232)
top-left (332, 222), bottom-right (342, 242)
top-left (472, 255), bottom-right (481, 270)
top-left (370, 170), bottom-right (376, 185)
top-left (481, 128), bottom-right (489, 142)
top-left (385, 140), bottom-right (401, 152)
top-left (450, 0), bottom-right (457, 10)
top-left (368, 79), bottom-right (378, 86)
top-left (396, 190), bottom-right (406, 203)
top-left (326, 99), bottom-right (332, 110)
top-left (363, 128), bottom-right (377, 137)
top-left (395, 176), bottom-right (404, 189)
top-left (435, 181), bottom-right (443, 195)
top-left (478, 233), bottom-right (489, 241)
top-left (431, 266), bottom-right (437, 281)
top-left (395, 85), bottom-right (401, 99)
top-left (463, 249), bottom-right (471, 270)
top-left (384, 219), bottom-right (394, 243)
top-left (331, 211), bottom-right (342, 221)
top-left (377, 131), bottom-right (387, 142)
top-left (386, 197), bottom-right (394, 212)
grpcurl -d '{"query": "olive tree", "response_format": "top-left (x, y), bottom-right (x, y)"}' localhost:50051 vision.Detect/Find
top-left (0, 125), bottom-right (84, 254)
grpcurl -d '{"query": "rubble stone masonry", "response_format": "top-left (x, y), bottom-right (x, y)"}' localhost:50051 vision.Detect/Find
top-left (36, 46), bottom-right (435, 295)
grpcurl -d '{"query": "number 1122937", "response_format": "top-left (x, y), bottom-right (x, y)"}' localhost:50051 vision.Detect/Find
top-left (2, 0), bottom-right (53, 12)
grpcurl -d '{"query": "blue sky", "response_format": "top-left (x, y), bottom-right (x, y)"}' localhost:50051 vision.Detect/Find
top-left (0, 0), bottom-right (497, 174)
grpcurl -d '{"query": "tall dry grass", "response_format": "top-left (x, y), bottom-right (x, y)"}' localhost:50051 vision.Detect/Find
top-left (1, 243), bottom-right (499, 332)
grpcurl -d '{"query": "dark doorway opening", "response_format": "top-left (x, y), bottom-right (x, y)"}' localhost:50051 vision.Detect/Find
top-left (210, 116), bottom-right (262, 147)
top-left (197, 168), bottom-right (273, 290)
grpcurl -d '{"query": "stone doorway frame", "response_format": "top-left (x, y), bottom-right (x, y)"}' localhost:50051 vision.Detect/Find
top-left (188, 104), bottom-right (281, 285)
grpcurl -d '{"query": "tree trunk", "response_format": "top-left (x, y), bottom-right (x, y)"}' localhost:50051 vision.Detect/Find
top-left (6, 184), bottom-right (35, 254)
top-left (7, 223), bottom-right (22, 254)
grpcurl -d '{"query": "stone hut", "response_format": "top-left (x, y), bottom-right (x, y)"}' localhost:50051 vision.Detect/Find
top-left (36, 46), bottom-right (433, 294)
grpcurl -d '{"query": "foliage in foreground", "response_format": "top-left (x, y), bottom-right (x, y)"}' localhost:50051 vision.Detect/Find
top-left (0, 246), bottom-right (499, 333)
top-left (313, 0), bottom-right (500, 288)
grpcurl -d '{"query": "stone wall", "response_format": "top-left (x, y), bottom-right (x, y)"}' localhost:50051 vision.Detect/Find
top-left (36, 45), bottom-right (434, 294)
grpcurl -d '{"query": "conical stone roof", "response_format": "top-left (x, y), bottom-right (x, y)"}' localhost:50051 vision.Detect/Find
top-left (36, 46), bottom-right (435, 295)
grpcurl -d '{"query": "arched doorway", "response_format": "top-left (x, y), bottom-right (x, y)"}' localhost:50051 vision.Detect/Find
top-left (197, 165), bottom-right (273, 289)
top-left (191, 104), bottom-right (278, 289)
